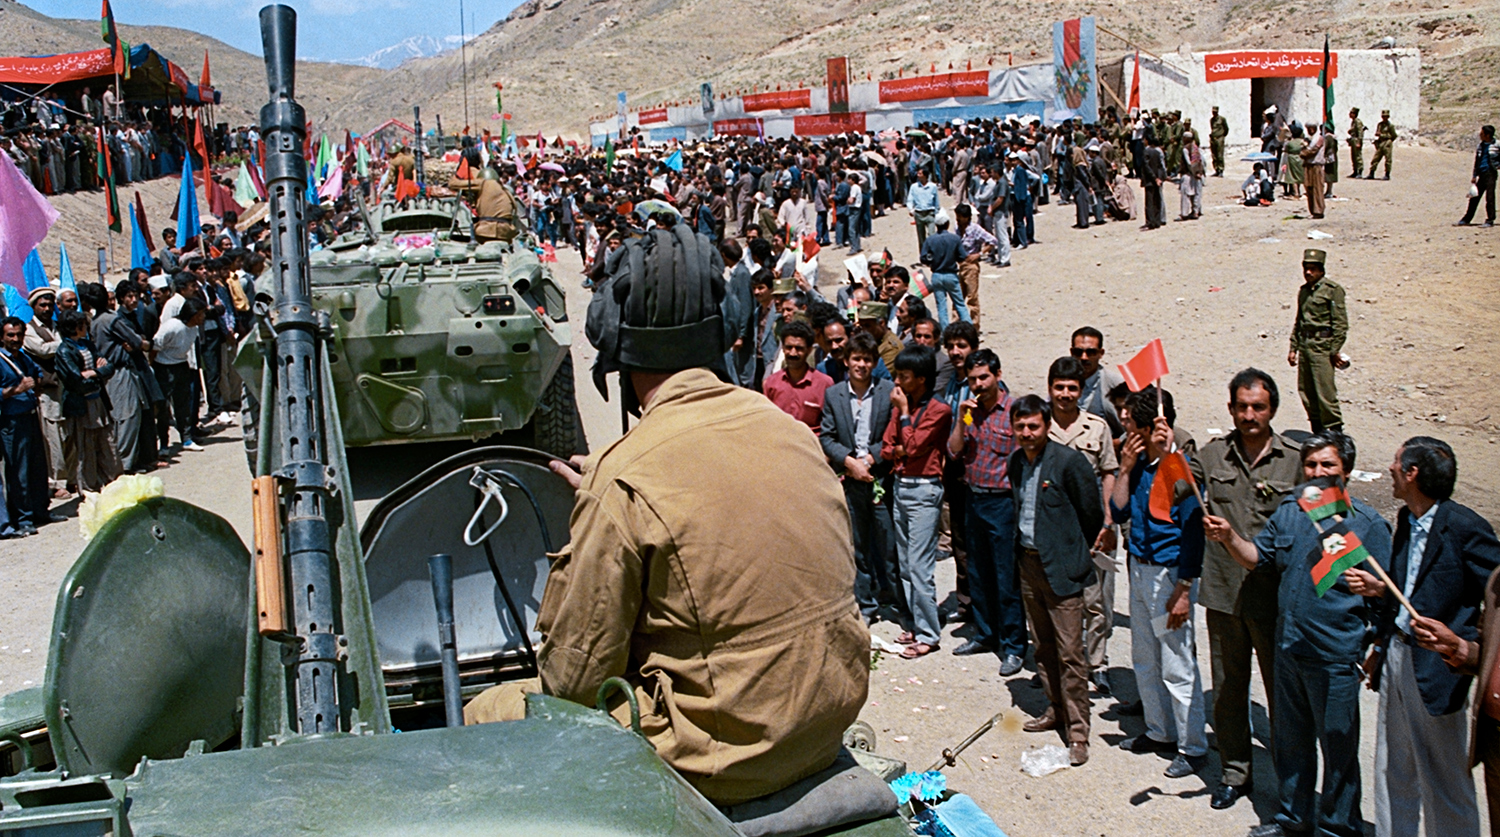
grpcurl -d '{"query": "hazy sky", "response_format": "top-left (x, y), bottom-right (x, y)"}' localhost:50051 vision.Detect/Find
top-left (26, 0), bottom-right (525, 63)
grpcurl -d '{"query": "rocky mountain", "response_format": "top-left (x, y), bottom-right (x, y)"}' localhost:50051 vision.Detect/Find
top-left (346, 34), bottom-right (472, 71)
top-left (3, 0), bottom-right (1493, 147)
top-left (0, 0), bottom-right (384, 130)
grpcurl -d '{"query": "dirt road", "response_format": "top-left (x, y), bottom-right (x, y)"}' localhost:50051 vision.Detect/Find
top-left (1, 144), bottom-right (1494, 834)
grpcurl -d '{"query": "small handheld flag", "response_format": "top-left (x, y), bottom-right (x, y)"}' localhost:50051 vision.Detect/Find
top-left (22, 249), bottom-right (48, 292)
top-left (1148, 451), bottom-right (1199, 522)
top-left (1311, 520), bottom-right (1371, 597)
top-left (1297, 478), bottom-right (1351, 523)
top-left (1119, 338), bottom-right (1169, 392)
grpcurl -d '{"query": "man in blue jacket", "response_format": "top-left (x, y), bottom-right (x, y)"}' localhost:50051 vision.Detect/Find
top-left (0, 317), bottom-right (61, 535)
top-left (1363, 436), bottom-right (1500, 837)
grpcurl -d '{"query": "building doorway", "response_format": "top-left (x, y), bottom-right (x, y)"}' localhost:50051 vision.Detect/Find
top-left (1250, 78), bottom-right (1266, 140)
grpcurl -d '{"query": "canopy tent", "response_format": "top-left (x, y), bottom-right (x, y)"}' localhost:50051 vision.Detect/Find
top-left (0, 43), bottom-right (220, 107)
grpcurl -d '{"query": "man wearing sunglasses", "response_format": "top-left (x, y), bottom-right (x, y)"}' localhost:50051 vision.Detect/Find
top-left (1071, 327), bottom-right (1125, 438)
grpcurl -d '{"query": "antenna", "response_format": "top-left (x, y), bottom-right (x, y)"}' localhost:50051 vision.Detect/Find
top-left (459, 0), bottom-right (471, 133)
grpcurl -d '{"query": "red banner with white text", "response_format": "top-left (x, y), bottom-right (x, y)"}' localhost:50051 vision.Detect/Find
top-left (793, 111), bottom-right (866, 136)
top-left (743, 88), bottom-right (811, 112)
top-left (638, 108), bottom-right (669, 125)
top-left (713, 117), bottom-right (763, 137)
top-left (1204, 51), bottom-right (1338, 82)
top-left (878, 71), bottom-right (989, 104)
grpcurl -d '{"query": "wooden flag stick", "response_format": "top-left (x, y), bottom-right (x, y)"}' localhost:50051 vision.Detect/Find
top-left (1310, 513), bottom-right (1421, 619)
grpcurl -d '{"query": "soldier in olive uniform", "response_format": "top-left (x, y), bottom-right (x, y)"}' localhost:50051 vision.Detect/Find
top-left (1166, 112), bottom-right (1183, 176)
top-left (1347, 108), bottom-right (1366, 178)
top-left (1209, 106), bottom-right (1229, 177)
top-left (1366, 109), bottom-right (1396, 180)
top-left (1288, 249), bottom-right (1348, 432)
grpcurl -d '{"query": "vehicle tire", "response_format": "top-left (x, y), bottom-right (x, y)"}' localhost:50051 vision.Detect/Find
top-left (533, 351), bottom-right (583, 458)
top-left (843, 721), bottom-right (877, 753)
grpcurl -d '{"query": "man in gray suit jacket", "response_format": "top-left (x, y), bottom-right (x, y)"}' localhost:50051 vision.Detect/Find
top-left (821, 331), bottom-right (898, 621)
top-left (1007, 394), bottom-right (1104, 766)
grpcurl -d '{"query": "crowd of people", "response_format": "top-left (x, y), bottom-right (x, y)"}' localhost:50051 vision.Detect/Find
top-left (7, 97), bottom-right (1498, 836)
top-left (0, 84), bottom-right (209, 196)
top-left (0, 213), bottom-right (269, 538)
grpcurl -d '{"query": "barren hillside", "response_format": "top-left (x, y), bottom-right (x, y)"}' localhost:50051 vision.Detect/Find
top-left (0, 0), bottom-right (384, 130)
top-left (355, 0), bottom-right (1495, 145)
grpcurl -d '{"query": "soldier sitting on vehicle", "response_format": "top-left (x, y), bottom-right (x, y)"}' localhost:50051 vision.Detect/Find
top-left (448, 165), bottom-right (520, 243)
top-left (464, 220), bottom-right (873, 809)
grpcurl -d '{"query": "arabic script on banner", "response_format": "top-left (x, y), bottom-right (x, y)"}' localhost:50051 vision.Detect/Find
top-left (638, 108), bottom-right (669, 125)
top-left (713, 118), bottom-right (763, 137)
top-left (1204, 51), bottom-right (1339, 82)
top-left (743, 89), bottom-right (812, 112)
top-left (793, 112), bottom-right (867, 136)
top-left (878, 71), bottom-right (989, 104)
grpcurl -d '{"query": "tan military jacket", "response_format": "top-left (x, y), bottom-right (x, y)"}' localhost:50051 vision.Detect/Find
top-left (448, 177), bottom-right (519, 241)
top-left (536, 368), bottom-right (870, 805)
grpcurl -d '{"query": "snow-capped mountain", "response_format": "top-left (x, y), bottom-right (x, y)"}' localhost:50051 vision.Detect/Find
top-left (346, 34), bottom-right (472, 70)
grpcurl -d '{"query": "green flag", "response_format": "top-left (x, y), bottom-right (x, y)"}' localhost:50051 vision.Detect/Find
top-left (1319, 35), bottom-right (1334, 127)
top-left (604, 137), bottom-right (615, 172)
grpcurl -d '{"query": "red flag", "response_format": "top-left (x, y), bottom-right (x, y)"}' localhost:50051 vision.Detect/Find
top-left (1118, 338), bottom-right (1169, 392)
top-left (801, 235), bottom-right (821, 259)
top-left (192, 116), bottom-right (209, 171)
top-left (394, 167), bottom-right (418, 201)
top-left (134, 191), bottom-right (154, 250)
top-left (455, 156), bottom-right (471, 180)
top-left (1128, 50), bottom-right (1141, 111)
top-left (200, 49), bottom-right (211, 90)
top-left (1148, 452), bottom-right (1199, 522)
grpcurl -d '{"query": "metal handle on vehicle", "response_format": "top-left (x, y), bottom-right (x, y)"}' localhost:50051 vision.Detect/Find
top-left (595, 676), bottom-right (642, 738)
top-left (1, 732), bottom-right (34, 771)
top-left (463, 468), bottom-right (510, 547)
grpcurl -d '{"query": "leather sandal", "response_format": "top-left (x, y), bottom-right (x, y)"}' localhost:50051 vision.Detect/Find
top-left (899, 643), bottom-right (938, 659)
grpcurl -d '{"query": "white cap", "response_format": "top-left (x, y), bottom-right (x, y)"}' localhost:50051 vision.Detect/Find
top-left (1086, 141), bottom-right (1101, 152)
top-left (934, 209), bottom-right (951, 226)
top-left (147, 275), bottom-right (169, 290)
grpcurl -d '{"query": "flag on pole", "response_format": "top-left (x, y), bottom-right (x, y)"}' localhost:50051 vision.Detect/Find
top-left (23, 249), bottom-right (48, 292)
top-left (200, 49), bottom-right (212, 90)
top-left (192, 115), bottom-right (209, 171)
top-left (455, 156), bottom-right (471, 180)
top-left (355, 141), bottom-right (370, 178)
top-left (1148, 451), bottom-right (1199, 522)
top-left (133, 191), bottom-right (154, 250)
top-left (247, 158), bottom-right (267, 200)
top-left (129, 205), bottom-right (153, 271)
top-left (304, 171), bottom-right (319, 205)
top-left (1311, 520), bottom-right (1371, 597)
top-left (663, 149), bottom-right (683, 172)
top-left (315, 134), bottom-right (333, 184)
top-left (97, 126), bottom-right (121, 233)
top-left (2, 285), bottom-right (33, 323)
top-left (1297, 477), bottom-right (1351, 523)
top-left (394, 167), bottom-right (419, 202)
top-left (175, 155), bottom-right (201, 246)
top-left (1118, 338), bottom-right (1169, 391)
top-left (234, 163), bottom-right (258, 206)
top-left (317, 164), bottom-right (344, 201)
top-left (1128, 50), bottom-right (1141, 112)
top-left (0, 151), bottom-right (59, 292)
top-left (57, 243), bottom-right (76, 293)
top-left (1318, 35), bottom-right (1335, 127)
top-left (100, 0), bottom-right (126, 77)
top-left (604, 137), bottom-right (615, 172)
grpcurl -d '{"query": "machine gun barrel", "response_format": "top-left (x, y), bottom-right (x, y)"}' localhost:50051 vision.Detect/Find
top-left (413, 105), bottom-right (426, 190)
top-left (258, 3), bottom-right (341, 735)
top-left (427, 554), bottom-right (464, 728)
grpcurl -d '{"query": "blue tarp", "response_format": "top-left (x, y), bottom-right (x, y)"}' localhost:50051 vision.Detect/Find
top-left (912, 101), bottom-right (1047, 124)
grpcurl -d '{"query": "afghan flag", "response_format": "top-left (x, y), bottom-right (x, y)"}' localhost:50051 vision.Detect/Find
top-left (1296, 477), bottom-right (1350, 523)
top-left (100, 0), bottom-right (125, 77)
top-left (1318, 35), bottom-right (1334, 127)
top-left (97, 127), bottom-right (121, 232)
top-left (1311, 520), bottom-right (1370, 596)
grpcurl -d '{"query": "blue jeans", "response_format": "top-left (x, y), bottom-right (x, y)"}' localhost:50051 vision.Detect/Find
top-left (926, 272), bottom-right (970, 327)
top-left (845, 214), bottom-right (861, 254)
top-left (1274, 652), bottom-right (1363, 837)
top-left (965, 490), bottom-right (1026, 657)
top-left (1015, 202), bottom-right (1035, 246)
top-left (835, 212), bottom-right (848, 247)
top-left (893, 478), bottom-right (944, 645)
top-left (817, 212), bottom-right (829, 245)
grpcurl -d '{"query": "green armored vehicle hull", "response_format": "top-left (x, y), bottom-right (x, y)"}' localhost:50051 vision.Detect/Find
top-left (236, 196), bottom-right (583, 458)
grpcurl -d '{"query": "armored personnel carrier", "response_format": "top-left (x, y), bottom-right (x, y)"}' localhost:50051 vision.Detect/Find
top-left (234, 163), bottom-right (583, 460)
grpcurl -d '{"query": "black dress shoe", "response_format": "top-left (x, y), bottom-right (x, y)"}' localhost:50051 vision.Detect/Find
top-left (1211, 782), bottom-right (1252, 810)
top-left (1119, 734), bottom-right (1174, 754)
top-left (1091, 670), bottom-right (1111, 695)
top-left (1247, 823), bottom-right (1287, 837)
top-left (951, 639), bottom-right (994, 656)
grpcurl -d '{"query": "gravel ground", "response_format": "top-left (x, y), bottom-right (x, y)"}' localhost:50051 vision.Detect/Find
top-left (2, 144), bottom-right (1495, 835)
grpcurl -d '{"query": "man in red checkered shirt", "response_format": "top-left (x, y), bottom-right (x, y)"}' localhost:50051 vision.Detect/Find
top-left (762, 320), bottom-right (833, 432)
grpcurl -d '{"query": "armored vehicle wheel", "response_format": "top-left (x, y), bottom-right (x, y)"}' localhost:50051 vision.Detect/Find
top-left (532, 352), bottom-right (584, 458)
top-left (843, 720), bottom-right (877, 753)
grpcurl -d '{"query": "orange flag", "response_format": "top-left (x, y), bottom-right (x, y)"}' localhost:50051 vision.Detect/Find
top-left (395, 167), bottom-right (418, 201)
top-left (193, 116), bottom-right (209, 171)
top-left (456, 156), bottom-right (471, 180)
top-left (1118, 338), bottom-right (1169, 392)
top-left (1148, 451), bottom-right (1199, 522)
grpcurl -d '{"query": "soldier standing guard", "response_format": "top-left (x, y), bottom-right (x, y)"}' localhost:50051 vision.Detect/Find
top-left (1347, 108), bottom-right (1366, 178)
top-left (1209, 106), bottom-right (1229, 177)
top-left (1287, 249), bottom-right (1348, 433)
top-left (1367, 110), bottom-right (1396, 180)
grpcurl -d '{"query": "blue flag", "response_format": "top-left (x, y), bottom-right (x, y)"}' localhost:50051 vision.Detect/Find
top-left (2, 283), bottom-right (33, 323)
top-left (176, 155), bottom-right (201, 246)
top-left (129, 206), bottom-right (153, 271)
top-left (57, 243), bottom-right (76, 293)
top-left (22, 249), bottom-right (48, 292)
top-left (663, 149), bottom-right (683, 173)
top-left (306, 171), bottom-right (319, 205)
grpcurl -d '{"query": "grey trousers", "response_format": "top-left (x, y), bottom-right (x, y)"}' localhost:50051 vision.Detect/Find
top-left (1128, 559), bottom-right (1208, 757)
top-left (1082, 560), bottom-right (1115, 670)
top-left (1374, 640), bottom-right (1481, 837)
top-left (893, 478), bottom-right (944, 645)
